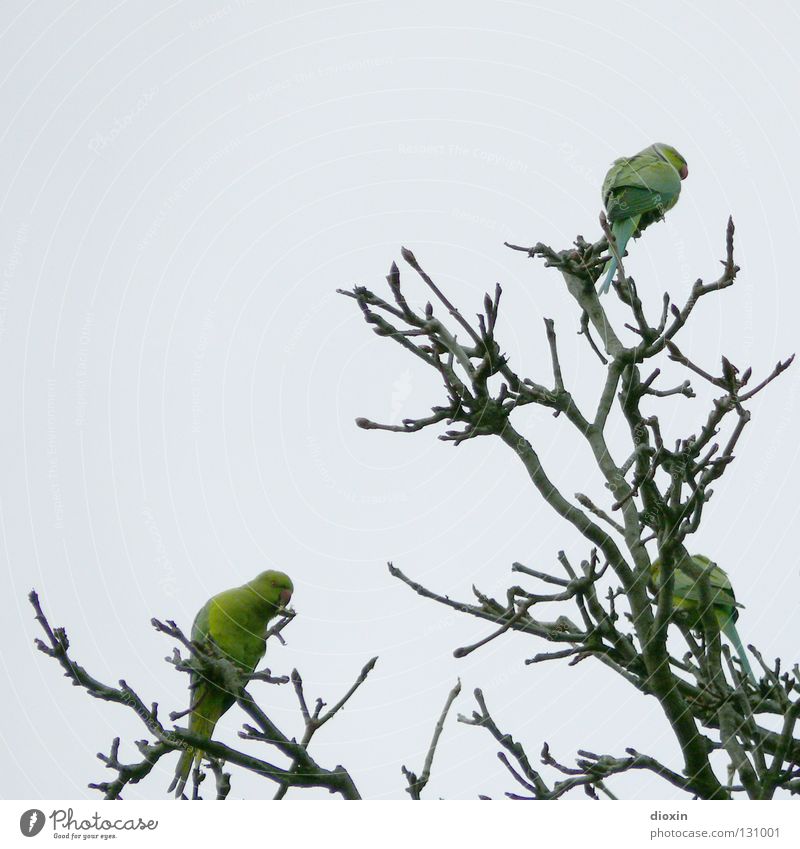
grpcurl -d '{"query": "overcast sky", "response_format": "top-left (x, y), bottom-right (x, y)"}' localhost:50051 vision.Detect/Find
top-left (2, 0), bottom-right (799, 800)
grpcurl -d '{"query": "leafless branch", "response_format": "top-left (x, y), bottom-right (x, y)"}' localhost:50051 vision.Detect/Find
top-left (31, 591), bottom-right (365, 800)
top-left (403, 680), bottom-right (462, 799)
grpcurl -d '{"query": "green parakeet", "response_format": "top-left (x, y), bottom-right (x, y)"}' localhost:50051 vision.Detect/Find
top-left (598, 143), bottom-right (688, 295)
top-left (169, 570), bottom-right (294, 797)
top-left (650, 553), bottom-right (754, 682)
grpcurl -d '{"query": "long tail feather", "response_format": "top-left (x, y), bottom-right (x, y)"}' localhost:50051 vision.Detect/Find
top-left (168, 747), bottom-right (196, 798)
top-left (721, 618), bottom-right (755, 683)
top-left (168, 701), bottom-right (218, 798)
top-left (598, 257), bottom-right (618, 296)
top-left (598, 218), bottom-right (637, 295)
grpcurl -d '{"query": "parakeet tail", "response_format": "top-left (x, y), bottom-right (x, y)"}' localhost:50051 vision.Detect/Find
top-left (721, 618), bottom-right (755, 683)
top-left (168, 710), bottom-right (218, 798)
top-left (598, 217), bottom-right (637, 295)
top-left (169, 747), bottom-right (196, 799)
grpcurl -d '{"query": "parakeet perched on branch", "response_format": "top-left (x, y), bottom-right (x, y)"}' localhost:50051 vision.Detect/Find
top-left (169, 570), bottom-right (294, 797)
top-left (599, 143), bottom-right (688, 295)
top-left (650, 553), bottom-right (754, 682)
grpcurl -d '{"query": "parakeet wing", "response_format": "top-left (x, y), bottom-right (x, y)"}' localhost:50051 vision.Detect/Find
top-left (604, 157), bottom-right (681, 222)
top-left (603, 153), bottom-right (680, 197)
top-left (169, 599), bottom-right (227, 797)
top-left (672, 563), bottom-right (737, 610)
top-left (206, 592), bottom-right (268, 672)
top-left (651, 556), bottom-right (740, 613)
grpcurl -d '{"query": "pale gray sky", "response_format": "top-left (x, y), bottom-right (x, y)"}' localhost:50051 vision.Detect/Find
top-left (2, 0), bottom-right (799, 800)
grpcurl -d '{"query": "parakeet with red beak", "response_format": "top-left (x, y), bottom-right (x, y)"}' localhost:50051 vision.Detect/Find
top-left (650, 554), bottom-right (754, 682)
top-left (599, 143), bottom-right (688, 294)
top-left (169, 570), bottom-right (294, 797)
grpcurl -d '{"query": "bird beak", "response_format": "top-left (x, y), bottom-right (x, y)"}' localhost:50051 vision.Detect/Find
top-left (679, 165), bottom-right (688, 180)
top-left (279, 588), bottom-right (293, 608)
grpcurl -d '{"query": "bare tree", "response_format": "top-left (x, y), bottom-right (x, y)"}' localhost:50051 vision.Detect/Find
top-left (30, 590), bottom-right (373, 799)
top-left (340, 217), bottom-right (799, 800)
top-left (29, 217), bottom-right (799, 800)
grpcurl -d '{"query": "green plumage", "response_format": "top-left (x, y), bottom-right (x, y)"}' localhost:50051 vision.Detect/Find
top-left (169, 570), bottom-right (294, 797)
top-left (599, 143), bottom-right (688, 294)
top-left (650, 554), bottom-right (754, 682)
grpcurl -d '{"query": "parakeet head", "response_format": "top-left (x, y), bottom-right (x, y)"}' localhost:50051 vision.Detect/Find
top-left (653, 143), bottom-right (688, 180)
top-left (247, 570), bottom-right (294, 609)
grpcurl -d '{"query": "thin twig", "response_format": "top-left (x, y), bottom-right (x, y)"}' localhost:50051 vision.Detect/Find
top-left (403, 680), bottom-right (462, 799)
